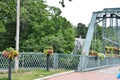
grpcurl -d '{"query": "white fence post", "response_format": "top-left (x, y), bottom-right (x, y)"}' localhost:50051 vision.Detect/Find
top-left (53, 53), bottom-right (58, 69)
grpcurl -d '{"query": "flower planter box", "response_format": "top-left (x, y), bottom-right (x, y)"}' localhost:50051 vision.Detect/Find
top-left (47, 50), bottom-right (53, 54)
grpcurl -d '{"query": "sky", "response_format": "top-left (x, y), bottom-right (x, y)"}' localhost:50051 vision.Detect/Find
top-left (46, 0), bottom-right (120, 26)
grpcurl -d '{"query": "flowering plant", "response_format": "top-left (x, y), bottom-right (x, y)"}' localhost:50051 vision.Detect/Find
top-left (2, 47), bottom-right (19, 59)
top-left (43, 46), bottom-right (53, 54)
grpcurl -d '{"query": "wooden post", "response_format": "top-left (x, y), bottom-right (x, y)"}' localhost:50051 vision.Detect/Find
top-left (8, 58), bottom-right (12, 80)
top-left (46, 54), bottom-right (50, 71)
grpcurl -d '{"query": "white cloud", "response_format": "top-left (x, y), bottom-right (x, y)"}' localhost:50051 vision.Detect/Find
top-left (47, 0), bottom-right (120, 26)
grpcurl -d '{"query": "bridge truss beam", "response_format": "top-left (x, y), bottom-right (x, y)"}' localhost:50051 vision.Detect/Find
top-left (78, 8), bottom-right (120, 71)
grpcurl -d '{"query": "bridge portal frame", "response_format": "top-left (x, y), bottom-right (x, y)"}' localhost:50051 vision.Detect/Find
top-left (78, 8), bottom-right (120, 71)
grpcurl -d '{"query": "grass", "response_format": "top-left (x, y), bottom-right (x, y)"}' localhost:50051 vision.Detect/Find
top-left (0, 69), bottom-right (66, 80)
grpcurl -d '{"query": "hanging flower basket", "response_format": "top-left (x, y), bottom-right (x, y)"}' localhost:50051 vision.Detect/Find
top-left (2, 47), bottom-right (19, 80)
top-left (43, 46), bottom-right (53, 71)
top-left (105, 46), bottom-right (120, 51)
top-left (2, 47), bottom-right (19, 59)
top-left (43, 46), bottom-right (53, 55)
top-left (98, 53), bottom-right (106, 60)
top-left (89, 50), bottom-right (97, 56)
top-left (47, 49), bottom-right (53, 54)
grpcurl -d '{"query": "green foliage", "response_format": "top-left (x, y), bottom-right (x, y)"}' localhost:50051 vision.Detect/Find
top-left (0, 77), bottom-right (8, 80)
top-left (59, 0), bottom-right (72, 7)
top-left (0, 0), bottom-right (75, 53)
top-left (0, 0), bottom-right (16, 50)
top-left (75, 23), bottom-right (88, 38)
top-left (90, 24), bottom-right (103, 53)
top-left (91, 39), bottom-right (102, 52)
top-left (94, 24), bottom-right (102, 40)
top-left (98, 53), bottom-right (105, 60)
top-left (19, 0), bottom-right (75, 53)
top-left (77, 49), bottom-right (82, 54)
top-left (0, 69), bottom-right (64, 80)
top-left (0, 22), bottom-right (6, 33)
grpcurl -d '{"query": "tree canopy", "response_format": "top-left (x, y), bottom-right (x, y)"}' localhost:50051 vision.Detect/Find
top-left (59, 0), bottom-right (72, 7)
top-left (74, 23), bottom-right (88, 38)
top-left (0, 0), bottom-right (75, 54)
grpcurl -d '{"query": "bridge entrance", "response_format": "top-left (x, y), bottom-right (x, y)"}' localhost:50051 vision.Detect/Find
top-left (78, 8), bottom-right (120, 71)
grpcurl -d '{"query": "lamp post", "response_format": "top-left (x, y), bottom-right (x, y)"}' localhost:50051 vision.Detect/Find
top-left (15, 0), bottom-right (20, 72)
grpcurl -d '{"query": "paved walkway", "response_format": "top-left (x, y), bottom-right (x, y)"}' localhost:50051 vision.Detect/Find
top-left (45, 66), bottom-right (119, 80)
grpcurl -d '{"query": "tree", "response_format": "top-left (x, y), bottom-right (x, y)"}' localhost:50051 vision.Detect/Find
top-left (20, 0), bottom-right (75, 53)
top-left (0, 0), bottom-right (75, 53)
top-left (0, 0), bottom-right (16, 50)
top-left (75, 23), bottom-right (88, 38)
top-left (59, 0), bottom-right (72, 7)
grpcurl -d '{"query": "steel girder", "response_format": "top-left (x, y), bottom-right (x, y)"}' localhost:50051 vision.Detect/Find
top-left (77, 8), bottom-right (120, 71)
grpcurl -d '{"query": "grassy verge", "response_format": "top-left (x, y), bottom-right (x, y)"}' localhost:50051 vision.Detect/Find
top-left (0, 69), bottom-right (66, 80)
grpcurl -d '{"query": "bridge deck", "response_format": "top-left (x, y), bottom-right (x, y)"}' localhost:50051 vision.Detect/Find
top-left (39, 66), bottom-right (120, 80)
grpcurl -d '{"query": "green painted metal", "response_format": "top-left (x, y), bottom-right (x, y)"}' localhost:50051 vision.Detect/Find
top-left (78, 8), bottom-right (120, 71)
top-left (81, 12), bottom-right (97, 56)
top-left (77, 12), bottom-right (97, 71)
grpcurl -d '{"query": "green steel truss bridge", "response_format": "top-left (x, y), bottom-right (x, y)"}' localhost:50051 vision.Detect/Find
top-left (83, 8), bottom-right (120, 56)
top-left (77, 8), bottom-right (120, 71)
